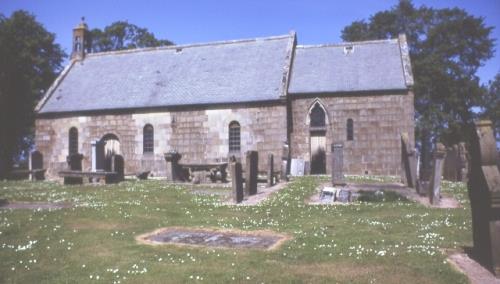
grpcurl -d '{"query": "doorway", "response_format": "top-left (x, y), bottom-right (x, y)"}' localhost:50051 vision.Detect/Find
top-left (309, 102), bottom-right (327, 174)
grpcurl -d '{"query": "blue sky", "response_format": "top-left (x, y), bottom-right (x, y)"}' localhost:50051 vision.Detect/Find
top-left (1, 0), bottom-right (499, 84)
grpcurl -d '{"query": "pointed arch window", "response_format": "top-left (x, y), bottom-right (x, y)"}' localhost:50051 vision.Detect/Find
top-left (310, 103), bottom-right (326, 128)
top-left (229, 121), bottom-right (241, 152)
top-left (69, 127), bottom-right (78, 155)
top-left (143, 124), bottom-right (154, 153)
top-left (347, 119), bottom-right (354, 141)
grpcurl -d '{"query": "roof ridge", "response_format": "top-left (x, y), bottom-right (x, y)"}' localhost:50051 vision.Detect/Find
top-left (86, 33), bottom-right (294, 58)
top-left (296, 38), bottom-right (398, 49)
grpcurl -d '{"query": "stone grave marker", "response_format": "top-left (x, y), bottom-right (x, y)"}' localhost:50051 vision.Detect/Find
top-left (64, 153), bottom-right (84, 184)
top-left (112, 154), bottom-right (125, 182)
top-left (290, 159), bottom-right (305, 176)
top-left (281, 142), bottom-right (289, 181)
top-left (230, 161), bottom-right (244, 203)
top-left (245, 151), bottom-right (258, 196)
top-left (429, 143), bottom-right (446, 205)
top-left (267, 153), bottom-right (274, 187)
top-left (331, 142), bottom-right (346, 186)
top-left (401, 133), bottom-right (417, 189)
top-left (336, 189), bottom-right (351, 203)
top-left (164, 151), bottom-right (183, 181)
top-left (30, 151), bottom-right (44, 180)
top-left (468, 120), bottom-right (500, 276)
top-left (91, 140), bottom-right (106, 172)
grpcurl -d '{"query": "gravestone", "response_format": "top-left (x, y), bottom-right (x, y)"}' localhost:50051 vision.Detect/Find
top-left (458, 142), bottom-right (469, 182)
top-left (290, 159), bottom-right (305, 176)
top-left (164, 151), bottom-right (183, 181)
top-left (336, 189), bottom-right (351, 203)
top-left (429, 143), bottom-right (446, 205)
top-left (468, 120), bottom-right (500, 276)
top-left (401, 133), bottom-right (417, 189)
top-left (64, 153), bottom-right (84, 184)
top-left (267, 154), bottom-right (274, 187)
top-left (281, 142), bottom-right (289, 181)
top-left (91, 140), bottom-right (106, 172)
top-left (245, 151), bottom-right (258, 196)
top-left (331, 142), bottom-right (346, 186)
top-left (112, 154), bottom-right (125, 182)
top-left (30, 151), bottom-right (44, 180)
top-left (230, 161), bottom-right (244, 203)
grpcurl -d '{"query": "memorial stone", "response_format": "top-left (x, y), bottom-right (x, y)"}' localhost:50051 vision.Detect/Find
top-left (468, 120), bottom-right (500, 276)
top-left (267, 154), bottom-right (274, 187)
top-left (331, 142), bottom-right (346, 186)
top-left (30, 151), bottom-right (44, 181)
top-left (245, 151), bottom-right (258, 196)
top-left (290, 159), bottom-right (305, 176)
top-left (91, 140), bottom-right (106, 172)
top-left (230, 162), bottom-right (244, 203)
top-left (429, 143), bottom-right (446, 205)
top-left (401, 133), bottom-right (417, 189)
top-left (164, 151), bottom-right (183, 181)
top-left (281, 143), bottom-right (289, 181)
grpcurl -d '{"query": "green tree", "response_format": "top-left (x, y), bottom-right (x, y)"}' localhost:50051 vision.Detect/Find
top-left (0, 10), bottom-right (65, 177)
top-left (341, 0), bottom-right (495, 170)
top-left (89, 21), bottom-right (173, 52)
top-left (483, 73), bottom-right (500, 140)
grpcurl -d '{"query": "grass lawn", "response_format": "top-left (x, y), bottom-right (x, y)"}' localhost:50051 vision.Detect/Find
top-left (0, 176), bottom-right (471, 283)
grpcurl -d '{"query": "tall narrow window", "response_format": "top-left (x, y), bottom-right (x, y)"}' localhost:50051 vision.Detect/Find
top-left (310, 103), bottom-right (326, 128)
top-left (347, 119), bottom-right (354, 141)
top-left (69, 127), bottom-right (78, 155)
top-left (228, 121), bottom-right (241, 152)
top-left (143, 124), bottom-right (154, 153)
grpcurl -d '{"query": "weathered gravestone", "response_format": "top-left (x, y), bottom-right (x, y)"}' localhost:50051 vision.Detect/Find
top-left (111, 154), bottom-right (125, 182)
top-left (429, 143), bottom-right (446, 205)
top-left (30, 151), bottom-right (44, 180)
top-left (458, 142), bottom-right (469, 182)
top-left (267, 154), bottom-right (274, 187)
top-left (64, 153), bottom-right (84, 184)
top-left (164, 151), bottom-right (183, 181)
top-left (336, 189), bottom-right (351, 203)
top-left (281, 142), bottom-right (289, 181)
top-left (245, 151), bottom-right (258, 196)
top-left (230, 161), bottom-right (244, 203)
top-left (91, 140), bottom-right (106, 172)
top-left (331, 142), bottom-right (346, 186)
top-left (401, 133), bottom-right (417, 189)
top-left (468, 120), bottom-right (500, 276)
top-left (290, 159), bottom-right (305, 176)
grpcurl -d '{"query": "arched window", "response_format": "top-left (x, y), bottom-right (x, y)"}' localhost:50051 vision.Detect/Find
top-left (310, 103), bottom-right (326, 127)
top-left (69, 127), bottom-right (78, 155)
top-left (228, 121), bottom-right (241, 152)
top-left (347, 119), bottom-right (354, 141)
top-left (143, 124), bottom-right (154, 153)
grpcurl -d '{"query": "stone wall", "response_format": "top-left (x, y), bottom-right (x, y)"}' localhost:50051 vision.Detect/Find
top-left (290, 91), bottom-right (414, 176)
top-left (35, 104), bottom-right (287, 179)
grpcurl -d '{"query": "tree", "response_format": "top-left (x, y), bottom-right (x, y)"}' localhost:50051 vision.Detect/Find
top-left (483, 73), bottom-right (500, 140)
top-left (89, 21), bottom-right (173, 52)
top-left (341, 0), bottom-right (495, 171)
top-left (0, 10), bottom-right (65, 177)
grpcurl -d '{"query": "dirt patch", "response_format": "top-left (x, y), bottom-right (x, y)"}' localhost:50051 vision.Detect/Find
top-left (0, 200), bottom-right (72, 210)
top-left (448, 252), bottom-right (500, 283)
top-left (136, 227), bottom-right (290, 250)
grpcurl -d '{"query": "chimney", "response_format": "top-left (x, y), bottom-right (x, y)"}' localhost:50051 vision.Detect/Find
top-left (71, 17), bottom-right (90, 60)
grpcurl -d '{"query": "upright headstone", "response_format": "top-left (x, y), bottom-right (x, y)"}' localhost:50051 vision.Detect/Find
top-left (91, 140), bottom-right (106, 172)
top-left (429, 143), bottom-right (446, 205)
top-left (230, 161), bottom-right (244, 203)
top-left (164, 151), bottom-right (183, 181)
top-left (267, 153), bottom-right (274, 187)
top-left (112, 154), bottom-right (125, 182)
top-left (458, 142), bottom-right (468, 182)
top-left (65, 153), bottom-right (84, 184)
top-left (245, 151), bottom-right (258, 196)
top-left (290, 159), bottom-right (305, 176)
top-left (281, 142), bottom-right (289, 181)
top-left (331, 142), bottom-right (346, 186)
top-left (401, 133), bottom-right (417, 189)
top-left (468, 120), bottom-right (500, 276)
top-left (30, 151), bottom-right (44, 181)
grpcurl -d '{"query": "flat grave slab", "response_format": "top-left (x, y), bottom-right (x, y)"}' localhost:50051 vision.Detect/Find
top-left (137, 227), bottom-right (290, 250)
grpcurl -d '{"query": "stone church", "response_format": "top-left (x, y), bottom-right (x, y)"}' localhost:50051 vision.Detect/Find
top-left (35, 21), bottom-right (414, 179)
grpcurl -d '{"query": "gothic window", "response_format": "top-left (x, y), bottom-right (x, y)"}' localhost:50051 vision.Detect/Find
top-left (228, 121), bottom-right (241, 152)
top-left (143, 124), bottom-right (154, 153)
top-left (347, 119), bottom-right (354, 141)
top-left (310, 103), bottom-right (326, 127)
top-left (69, 127), bottom-right (78, 155)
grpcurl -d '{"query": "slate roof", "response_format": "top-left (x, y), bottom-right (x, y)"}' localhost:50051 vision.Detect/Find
top-left (37, 34), bottom-right (294, 114)
top-left (288, 39), bottom-right (409, 94)
top-left (37, 33), bottom-right (412, 114)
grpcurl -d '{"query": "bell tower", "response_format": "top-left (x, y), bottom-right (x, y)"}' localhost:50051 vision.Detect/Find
top-left (71, 17), bottom-right (90, 60)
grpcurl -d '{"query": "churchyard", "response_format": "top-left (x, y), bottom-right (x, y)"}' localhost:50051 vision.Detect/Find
top-left (0, 176), bottom-right (472, 283)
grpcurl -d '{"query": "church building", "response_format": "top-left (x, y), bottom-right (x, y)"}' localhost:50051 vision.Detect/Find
top-left (35, 20), bottom-right (414, 179)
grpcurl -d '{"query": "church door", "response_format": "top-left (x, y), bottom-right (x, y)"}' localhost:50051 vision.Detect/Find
top-left (310, 131), bottom-right (326, 174)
